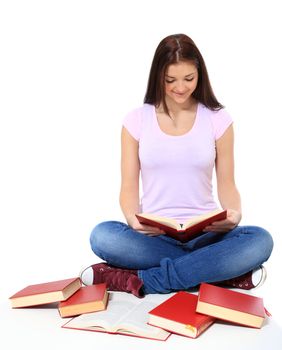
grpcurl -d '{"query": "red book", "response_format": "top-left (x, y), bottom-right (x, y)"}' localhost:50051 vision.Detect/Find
top-left (9, 277), bottom-right (82, 308)
top-left (148, 291), bottom-right (215, 338)
top-left (136, 209), bottom-right (227, 242)
top-left (58, 284), bottom-right (108, 318)
top-left (196, 283), bottom-right (266, 328)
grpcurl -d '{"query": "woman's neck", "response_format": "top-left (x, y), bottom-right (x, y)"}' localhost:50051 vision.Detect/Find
top-left (158, 97), bottom-right (197, 118)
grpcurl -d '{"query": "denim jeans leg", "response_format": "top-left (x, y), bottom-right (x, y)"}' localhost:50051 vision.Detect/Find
top-left (89, 221), bottom-right (187, 269)
top-left (89, 222), bottom-right (273, 294)
top-left (139, 225), bottom-right (273, 294)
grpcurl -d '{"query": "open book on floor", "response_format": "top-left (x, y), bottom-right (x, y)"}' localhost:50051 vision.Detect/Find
top-left (136, 209), bottom-right (227, 242)
top-left (62, 291), bottom-right (171, 341)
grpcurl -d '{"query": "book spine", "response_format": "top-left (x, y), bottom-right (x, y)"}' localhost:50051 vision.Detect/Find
top-left (197, 319), bottom-right (214, 337)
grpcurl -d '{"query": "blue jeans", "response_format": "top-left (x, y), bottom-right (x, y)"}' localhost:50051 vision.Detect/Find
top-left (89, 221), bottom-right (273, 294)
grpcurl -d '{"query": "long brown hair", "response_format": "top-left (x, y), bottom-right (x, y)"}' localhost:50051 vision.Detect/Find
top-left (144, 34), bottom-right (223, 114)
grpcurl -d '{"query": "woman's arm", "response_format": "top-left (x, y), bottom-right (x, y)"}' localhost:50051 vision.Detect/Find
top-left (119, 127), bottom-right (164, 235)
top-left (216, 124), bottom-right (241, 213)
top-left (119, 127), bottom-right (141, 224)
top-left (204, 125), bottom-right (242, 232)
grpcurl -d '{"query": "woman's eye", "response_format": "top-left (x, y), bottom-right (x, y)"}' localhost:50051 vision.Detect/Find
top-left (165, 78), bottom-right (194, 83)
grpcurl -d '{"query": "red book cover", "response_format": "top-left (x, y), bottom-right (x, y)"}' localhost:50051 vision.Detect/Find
top-left (9, 277), bottom-right (82, 308)
top-left (58, 283), bottom-right (108, 317)
top-left (196, 283), bottom-right (266, 328)
top-left (136, 210), bottom-right (227, 242)
top-left (148, 291), bottom-right (215, 338)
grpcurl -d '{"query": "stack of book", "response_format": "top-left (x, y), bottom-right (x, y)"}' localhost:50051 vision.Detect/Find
top-left (9, 280), bottom-right (268, 341)
top-left (147, 283), bottom-right (267, 338)
top-left (9, 277), bottom-right (109, 318)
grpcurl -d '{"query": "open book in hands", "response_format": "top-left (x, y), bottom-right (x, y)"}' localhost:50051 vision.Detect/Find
top-left (136, 209), bottom-right (227, 242)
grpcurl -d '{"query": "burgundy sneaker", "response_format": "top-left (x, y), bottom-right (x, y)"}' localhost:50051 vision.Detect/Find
top-left (215, 265), bottom-right (267, 290)
top-left (80, 263), bottom-right (144, 298)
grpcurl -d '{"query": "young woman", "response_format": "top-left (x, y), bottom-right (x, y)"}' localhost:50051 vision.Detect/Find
top-left (80, 34), bottom-right (273, 297)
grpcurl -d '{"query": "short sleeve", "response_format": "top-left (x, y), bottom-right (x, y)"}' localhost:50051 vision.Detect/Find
top-left (210, 108), bottom-right (233, 140)
top-left (122, 107), bottom-right (142, 141)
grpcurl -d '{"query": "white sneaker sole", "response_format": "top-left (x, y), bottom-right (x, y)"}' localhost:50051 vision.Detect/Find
top-left (79, 265), bottom-right (94, 286)
top-left (253, 265), bottom-right (267, 289)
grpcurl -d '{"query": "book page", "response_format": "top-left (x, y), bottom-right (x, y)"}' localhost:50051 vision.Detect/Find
top-left (183, 209), bottom-right (222, 229)
top-left (63, 292), bottom-right (171, 339)
top-left (138, 213), bottom-right (180, 229)
top-left (117, 300), bottom-right (169, 338)
top-left (64, 292), bottom-right (139, 331)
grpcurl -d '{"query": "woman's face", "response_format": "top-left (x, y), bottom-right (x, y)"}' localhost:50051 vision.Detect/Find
top-left (164, 61), bottom-right (198, 105)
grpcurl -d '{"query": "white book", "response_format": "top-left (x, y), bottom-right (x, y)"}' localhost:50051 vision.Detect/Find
top-left (62, 291), bottom-right (171, 341)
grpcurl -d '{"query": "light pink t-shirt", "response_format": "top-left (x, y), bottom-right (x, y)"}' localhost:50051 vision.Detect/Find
top-left (123, 103), bottom-right (233, 222)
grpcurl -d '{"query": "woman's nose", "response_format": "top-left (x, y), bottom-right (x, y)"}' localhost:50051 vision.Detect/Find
top-left (174, 81), bottom-right (186, 92)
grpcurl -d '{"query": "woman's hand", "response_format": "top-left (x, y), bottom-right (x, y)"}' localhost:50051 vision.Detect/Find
top-left (203, 209), bottom-right (242, 233)
top-left (128, 216), bottom-right (166, 237)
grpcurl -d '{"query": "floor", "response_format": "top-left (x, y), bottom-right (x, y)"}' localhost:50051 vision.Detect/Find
top-left (2, 257), bottom-right (282, 350)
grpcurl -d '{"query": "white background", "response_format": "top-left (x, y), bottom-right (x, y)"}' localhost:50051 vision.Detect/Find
top-left (0, 0), bottom-right (282, 348)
